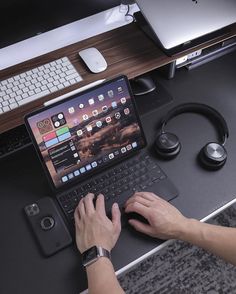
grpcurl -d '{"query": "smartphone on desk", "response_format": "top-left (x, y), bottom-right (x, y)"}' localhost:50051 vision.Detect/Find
top-left (24, 197), bottom-right (72, 256)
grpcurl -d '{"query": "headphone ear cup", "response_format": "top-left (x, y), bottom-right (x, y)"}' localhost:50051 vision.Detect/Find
top-left (199, 142), bottom-right (227, 170)
top-left (155, 132), bottom-right (181, 159)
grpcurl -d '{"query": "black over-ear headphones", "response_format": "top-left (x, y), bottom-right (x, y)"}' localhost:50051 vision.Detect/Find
top-left (154, 103), bottom-right (229, 170)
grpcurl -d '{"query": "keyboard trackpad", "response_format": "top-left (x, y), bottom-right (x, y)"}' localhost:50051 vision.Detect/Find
top-left (143, 177), bottom-right (178, 202)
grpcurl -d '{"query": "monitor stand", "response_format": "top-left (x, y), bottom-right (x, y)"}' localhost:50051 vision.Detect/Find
top-left (131, 73), bottom-right (173, 115)
top-left (130, 75), bottom-right (156, 96)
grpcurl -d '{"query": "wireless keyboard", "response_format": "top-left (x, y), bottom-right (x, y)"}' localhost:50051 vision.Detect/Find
top-left (0, 57), bottom-right (83, 114)
top-left (58, 153), bottom-right (167, 223)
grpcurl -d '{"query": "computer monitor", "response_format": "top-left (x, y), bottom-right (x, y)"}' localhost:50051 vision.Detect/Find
top-left (0, 0), bottom-right (120, 49)
top-left (0, 1), bottom-right (138, 70)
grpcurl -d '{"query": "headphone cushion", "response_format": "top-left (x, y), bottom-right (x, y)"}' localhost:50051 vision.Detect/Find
top-left (199, 142), bottom-right (227, 169)
top-left (155, 132), bottom-right (181, 158)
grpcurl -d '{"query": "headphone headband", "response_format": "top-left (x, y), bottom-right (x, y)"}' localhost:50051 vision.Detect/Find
top-left (161, 103), bottom-right (229, 145)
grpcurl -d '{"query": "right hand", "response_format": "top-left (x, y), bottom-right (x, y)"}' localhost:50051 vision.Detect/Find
top-left (124, 192), bottom-right (189, 240)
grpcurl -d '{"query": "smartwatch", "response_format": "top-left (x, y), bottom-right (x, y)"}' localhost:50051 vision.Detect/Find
top-left (82, 246), bottom-right (111, 267)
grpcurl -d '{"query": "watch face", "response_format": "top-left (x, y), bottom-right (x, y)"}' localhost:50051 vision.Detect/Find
top-left (83, 246), bottom-right (98, 266)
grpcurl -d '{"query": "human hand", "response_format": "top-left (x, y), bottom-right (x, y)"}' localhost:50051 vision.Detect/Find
top-left (124, 192), bottom-right (189, 240)
top-left (74, 193), bottom-right (121, 253)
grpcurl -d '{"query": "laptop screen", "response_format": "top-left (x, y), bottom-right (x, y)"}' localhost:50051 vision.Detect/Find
top-left (25, 76), bottom-right (146, 189)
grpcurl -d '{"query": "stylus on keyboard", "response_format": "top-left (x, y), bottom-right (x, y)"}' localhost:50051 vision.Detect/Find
top-left (0, 57), bottom-right (83, 114)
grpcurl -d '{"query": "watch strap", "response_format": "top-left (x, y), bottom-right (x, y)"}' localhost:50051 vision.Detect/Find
top-left (82, 246), bottom-right (111, 267)
top-left (97, 246), bottom-right (111, 260)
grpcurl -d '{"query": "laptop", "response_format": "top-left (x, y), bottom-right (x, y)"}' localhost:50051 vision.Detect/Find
top-left (25, 75), bottom-right (178, 225)
top-left (135, 0), bottom-right (236, 55)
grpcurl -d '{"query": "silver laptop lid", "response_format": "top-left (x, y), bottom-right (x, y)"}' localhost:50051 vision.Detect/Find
top-left (135, 0), bottom-right (236, 50)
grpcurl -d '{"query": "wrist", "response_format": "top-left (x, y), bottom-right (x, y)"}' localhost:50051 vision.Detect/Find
top-left (86, 255), bottom-right (113, 272)
top-left (175, 218), bottom-right (199, 241)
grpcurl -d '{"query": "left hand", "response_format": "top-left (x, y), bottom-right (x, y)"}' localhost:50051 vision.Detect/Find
top-left (74, 193), bottom-right (121, 253)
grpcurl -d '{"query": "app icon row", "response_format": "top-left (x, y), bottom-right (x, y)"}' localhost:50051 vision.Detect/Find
top-left (76, 109), bottom-right (130, 136)
top-left (61, 141), bottom-right (138, 183)
top-left (81, 107), bottom-right (129, 122)
top-left (68, 97), bottom-right (126, 115)
top-left (61, 161), bottom-right (98, 183)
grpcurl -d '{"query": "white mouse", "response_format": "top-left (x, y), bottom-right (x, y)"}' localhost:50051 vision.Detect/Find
top-left (78, 47), bottom-right (108, 73)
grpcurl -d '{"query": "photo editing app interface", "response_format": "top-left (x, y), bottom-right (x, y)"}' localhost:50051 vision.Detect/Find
top-left (28, 77), bottom-right (145, 188)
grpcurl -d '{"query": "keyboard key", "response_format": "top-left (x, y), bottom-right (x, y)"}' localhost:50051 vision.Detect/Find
top-left (9, 103), bottom-right (18, 109)
top-left (69, 79), bottom-right (77, 85)
top-left (9, 98), bottom-right (16, 104)
top-left (59, 72), bottom-right (66, 78)
top-left (58, 84), bottom-right (64, 90)
top-left (35, 82), bottom-right (42, 88)
top-left (7, 78), bottom-right (14, 83)
top-left (3, 106), bottom-right (10, 112)
top-left (28, 90), bottom-right (35, 96)
top-left (20, 73), bottom-right (27, 78)
top-left (22, 93), bottom-right (29, 99)
top-left (16, 90), bottom-right (23, 95)
top-left (29, 85), bottom-right (36, 90)
top-left (13, 75), bottom-right (20, 81)
top-left (56, 59), bottom-right (63, 64)
top-left (19, 78), bottom-right (26, 84)
top-left (76, 76), bottom-right (83, 82)
top-left (12, 86), bottom-right (18, 92)
top-left (47, 82), bottom-right (53, 88)
top-left (49, 86), bottom-right (58, 93)
top-left (2, 101), bottom-right (9, 106)
top-left (6, 89), bottom-right (12, 94)
top-left (41, 80), bottom-right (48, 85)
top-left (35, 88), bottom-right (41, 94)
top-left (3, 95), bottom-right (10, 101)
top-left (53, 80), bottom-right (60, 86)
top-left (32, 68), bottom-right (39, 74)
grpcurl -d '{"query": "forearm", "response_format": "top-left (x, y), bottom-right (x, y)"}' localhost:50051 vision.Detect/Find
top-left (178, 219), bottom-right (236, 265)
top-left (86, 258), bottom-right (125, 294)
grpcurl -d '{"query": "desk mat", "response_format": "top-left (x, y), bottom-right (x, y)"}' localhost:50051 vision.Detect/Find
top-left (118, 204), bottom-right (236, 294)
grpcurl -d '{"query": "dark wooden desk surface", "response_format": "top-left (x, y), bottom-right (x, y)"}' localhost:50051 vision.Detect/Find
top-left (1, 23), bottom-right (236, 133)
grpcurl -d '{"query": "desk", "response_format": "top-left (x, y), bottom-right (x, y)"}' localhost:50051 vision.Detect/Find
top-left (1, 22), bottom-right (236, 133)
top-left (1, 50), bottom-right (236, 294)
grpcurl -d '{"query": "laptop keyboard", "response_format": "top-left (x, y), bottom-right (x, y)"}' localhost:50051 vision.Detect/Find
top-left (58, 153), bottom-right (166, 223)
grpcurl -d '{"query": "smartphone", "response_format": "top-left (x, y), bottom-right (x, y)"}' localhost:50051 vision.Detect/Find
top-left (24, 197), bottom-right (72, 256)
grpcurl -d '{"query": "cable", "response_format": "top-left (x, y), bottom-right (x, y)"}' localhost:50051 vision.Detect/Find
top-left (125, 5), bottom-right (135, 22)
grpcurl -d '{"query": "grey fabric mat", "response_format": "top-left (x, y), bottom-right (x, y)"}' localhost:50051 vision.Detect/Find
top-left (118, 204), bottom-right (236, 294)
